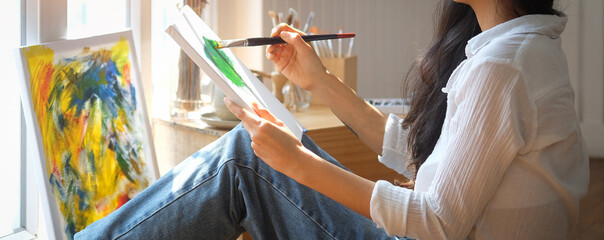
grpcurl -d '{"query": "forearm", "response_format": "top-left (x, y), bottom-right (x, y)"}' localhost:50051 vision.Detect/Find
top-left (311, 72), bottom-right (387, 153)
top-left (226, 95), bottom-right (377, 219)
top-left (287, 147), bottom-right (376, 219)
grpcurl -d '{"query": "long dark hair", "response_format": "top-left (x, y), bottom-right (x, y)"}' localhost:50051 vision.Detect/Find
top-left (401, 0), bottom-right (562, 184)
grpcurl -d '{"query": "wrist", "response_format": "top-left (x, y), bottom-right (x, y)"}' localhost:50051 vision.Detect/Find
top-left (308, 70), bottom-right (337, 96)
top-left (283, 146), bottom-right (321, 183)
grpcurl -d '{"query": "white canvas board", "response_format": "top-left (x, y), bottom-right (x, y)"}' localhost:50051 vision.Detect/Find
top-left (166, 6), bottom-right (304, 139)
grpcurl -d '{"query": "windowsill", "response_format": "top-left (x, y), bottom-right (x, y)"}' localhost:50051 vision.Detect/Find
top-left (0, 229), bottom-right (36, 240)
top-left (152, 104), bottom-right (347, 136)
top-left (153, 115), bottom-right (230, 138)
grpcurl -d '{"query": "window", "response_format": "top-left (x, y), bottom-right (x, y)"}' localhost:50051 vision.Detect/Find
top-left (67, 0), bottom-right (128, 38)
top-left (151, 0), bottom-right (217, 117)
top-left (151, 0), bottom-right (182, 116)
top-left (0, 0), bottom-right (23, 238)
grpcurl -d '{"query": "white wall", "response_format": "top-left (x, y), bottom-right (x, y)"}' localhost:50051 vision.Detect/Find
top-left (562, 0), bottom-right (604, 157)
top-left (214, 0), bottom-right (265, 72)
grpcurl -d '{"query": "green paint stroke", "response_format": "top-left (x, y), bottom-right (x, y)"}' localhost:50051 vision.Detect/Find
top-left (203, 36), bottom-right (246, 87)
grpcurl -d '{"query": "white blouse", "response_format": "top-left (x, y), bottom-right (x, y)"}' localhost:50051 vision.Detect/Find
top-left (370, 15), bottom-right (590, 239)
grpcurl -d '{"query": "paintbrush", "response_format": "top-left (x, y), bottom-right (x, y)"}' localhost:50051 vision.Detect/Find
top-left (211, 33), bottom-right (356, 49)
top-left (325, 31), bottom-right (335, 58)
top-left (302, 11), bottom-right (315, 34)
top-left (288, 8), bottom-right (298, 26)
top-left (338, 26), bottom-right (343, 58)
top-left (278, 12), bottom-right (283, 24)
top-left (347, 37), bottom-right (355, 57)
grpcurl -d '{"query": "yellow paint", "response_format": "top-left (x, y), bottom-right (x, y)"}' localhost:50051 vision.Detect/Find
top-left (111, 37), bottom-right (130, 86)
top-left (115, 109), bottom-right (127, 132)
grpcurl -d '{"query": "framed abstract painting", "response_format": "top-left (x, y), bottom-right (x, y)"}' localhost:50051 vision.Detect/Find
top-left (16, 30), bottom-right (159, 240)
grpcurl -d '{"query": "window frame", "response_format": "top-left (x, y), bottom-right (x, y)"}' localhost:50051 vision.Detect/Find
top-left (0, 0), bottom-right (43, 239)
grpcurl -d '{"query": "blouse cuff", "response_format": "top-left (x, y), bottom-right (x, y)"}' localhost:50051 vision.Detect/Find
top-left (370, 180), bottom-right (411, 237)
top-left (379, 114), bottom-right (414, 179)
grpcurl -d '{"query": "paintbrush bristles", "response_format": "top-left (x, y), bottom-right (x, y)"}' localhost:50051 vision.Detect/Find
top-left (185, 0), bottom-right (206, 15)
top-left (268, 11), bottom-right (277, 18)
top-left (288, 8), bottom-right (298, 26)
top-left (214, 39), bottom-right (246, 49)
top-left (268, 11), bottom-right (277, 27)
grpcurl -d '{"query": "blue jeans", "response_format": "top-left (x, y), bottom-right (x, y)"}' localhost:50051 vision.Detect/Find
top-left (75, 125), bottom-right (398, 239)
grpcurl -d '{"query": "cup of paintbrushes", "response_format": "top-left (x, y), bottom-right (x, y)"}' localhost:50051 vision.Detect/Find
top-left (282, 82), bottom-right (310, 112)
top-left (270, 70), bottom-right (310, 111)
top-left (271, 71), bottom-right (288, 102)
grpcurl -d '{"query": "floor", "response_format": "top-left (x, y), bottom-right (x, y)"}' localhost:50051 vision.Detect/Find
top-left (569, 158), bottom-right (604, 239)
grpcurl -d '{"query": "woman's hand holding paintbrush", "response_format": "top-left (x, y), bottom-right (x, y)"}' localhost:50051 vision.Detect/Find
top-left (267, 24), bottom-right (387, 155)
top-left (265, 24), bottom-right (329, 92)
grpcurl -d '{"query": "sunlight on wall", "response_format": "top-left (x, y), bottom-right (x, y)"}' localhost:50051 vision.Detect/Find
top-left (0, 0), bottom-right (22, 237)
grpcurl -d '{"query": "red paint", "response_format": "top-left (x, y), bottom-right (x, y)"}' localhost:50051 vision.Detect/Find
top-left (116, 193), bottom-right (130, 208)
top-left (123, 63), bottom-right (131, 85)
top-left (37, 62), bottom-right (55, 107)
top-left (52, 162), bottom-right (63, 184)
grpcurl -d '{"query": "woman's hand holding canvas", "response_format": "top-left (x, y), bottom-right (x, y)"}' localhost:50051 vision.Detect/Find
top-left (223, 98), bottom-right (313, 175)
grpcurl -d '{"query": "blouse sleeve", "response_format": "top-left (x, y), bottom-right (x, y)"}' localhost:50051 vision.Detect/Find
top-left (370, 60), bottom-right (531, 239)
top-left (378, 114), bottom-right (414, 180)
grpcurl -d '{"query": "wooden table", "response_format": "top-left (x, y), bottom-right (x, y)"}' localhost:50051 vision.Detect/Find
top-left (153, 105), bottom-right (401, 182)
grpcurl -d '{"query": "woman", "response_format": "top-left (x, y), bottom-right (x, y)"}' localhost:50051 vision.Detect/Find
top-left (76, 0), bottom-right (589, 239)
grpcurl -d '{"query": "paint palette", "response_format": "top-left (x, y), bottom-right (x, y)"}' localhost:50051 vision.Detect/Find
top-left (200, 112), bottom-right (240, 129)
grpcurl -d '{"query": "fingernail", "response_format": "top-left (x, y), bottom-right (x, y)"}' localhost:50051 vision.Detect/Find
top-left (223, 97), bottom-right (228, 103)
